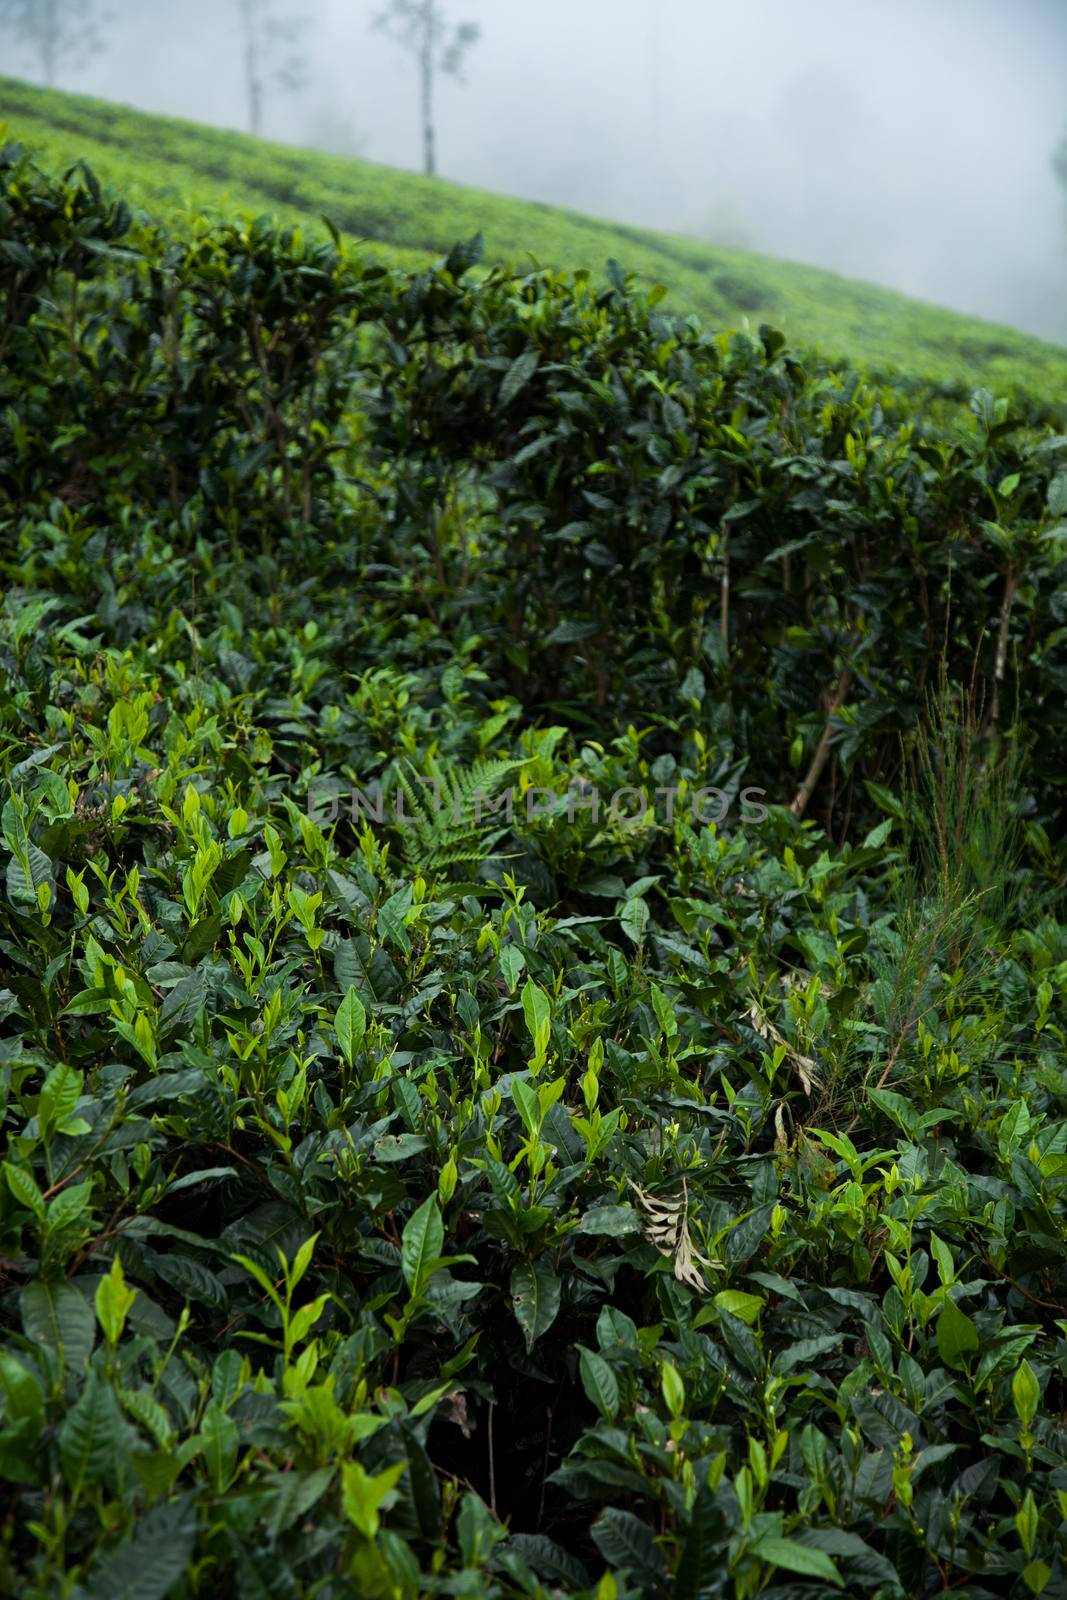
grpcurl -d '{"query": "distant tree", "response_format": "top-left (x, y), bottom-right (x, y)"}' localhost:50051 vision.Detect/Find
top-left (0, 0), bottom-right (105, 87)
top-left (374, 1), bottom-right (480, 179)
top-left (237, 0), bottom-right (309, 138)
top-left (1055, 129), bottom-right (1067, 211)
top-left (646, 0), bottom-right (662, 162)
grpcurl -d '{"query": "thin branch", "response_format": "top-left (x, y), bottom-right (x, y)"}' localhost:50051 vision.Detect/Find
top-left (487, 1399), bottom-right (497, 1518)
top-left (790, 669), bottom-right (852, 819)
top-left (986, 563), bottom-right (1016, 732)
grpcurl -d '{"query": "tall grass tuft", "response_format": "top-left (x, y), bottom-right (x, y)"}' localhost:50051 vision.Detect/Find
top-left (865, 676), bottom-right (1024, 1090)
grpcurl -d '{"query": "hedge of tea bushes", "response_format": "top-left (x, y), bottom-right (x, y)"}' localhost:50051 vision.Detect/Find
top-left (1, 140), bottom-right (1067, 1599)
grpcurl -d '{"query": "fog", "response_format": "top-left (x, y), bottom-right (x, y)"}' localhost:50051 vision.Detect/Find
top-left (6, 0), bottom-right (1066, 342)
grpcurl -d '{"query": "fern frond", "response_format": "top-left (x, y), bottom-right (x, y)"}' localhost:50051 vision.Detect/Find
top-left (392, 757), bottom-right (526, 876)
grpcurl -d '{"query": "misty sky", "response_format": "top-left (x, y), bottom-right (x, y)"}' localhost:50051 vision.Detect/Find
top-left (6, 0), bottom-right (1067, 342)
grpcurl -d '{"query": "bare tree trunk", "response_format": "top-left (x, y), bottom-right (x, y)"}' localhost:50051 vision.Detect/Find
top-left (239, 0), bottom-right (263, 136)
top-left (647, 0), bottom-right (662, 168)
top-left (41, 0), bottom-right (58, 86)
top-left (420, 8), bottom-right (435, 177)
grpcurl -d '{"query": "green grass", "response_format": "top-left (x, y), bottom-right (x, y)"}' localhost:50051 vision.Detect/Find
top-left (4, 72), bottom-right (1067, 401)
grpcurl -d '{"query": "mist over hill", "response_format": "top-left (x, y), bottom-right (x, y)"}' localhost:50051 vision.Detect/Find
top-left (3, 0), bottom-right (1065, 343)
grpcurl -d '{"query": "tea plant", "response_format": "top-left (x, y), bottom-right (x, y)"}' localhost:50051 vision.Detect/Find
top-left (6, 71), bottom-right (1067, 402)
top-left (0, 137), bottom-right (1065, 1600)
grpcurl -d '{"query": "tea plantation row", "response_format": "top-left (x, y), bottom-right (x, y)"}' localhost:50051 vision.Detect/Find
top-left (0, 138), bottom-right (1066, 1599)
top-left (5, 72), bottom-right (1067, 405)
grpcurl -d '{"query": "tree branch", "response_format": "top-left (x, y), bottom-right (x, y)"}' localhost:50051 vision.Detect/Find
top-left (789, 669), bottom-right (852, 819)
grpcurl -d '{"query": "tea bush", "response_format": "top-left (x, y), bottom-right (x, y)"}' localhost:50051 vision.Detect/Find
top-left (1, 140), bottom-right (1067, 1600)
top-left (6, 71), bottom-right (1067, 405)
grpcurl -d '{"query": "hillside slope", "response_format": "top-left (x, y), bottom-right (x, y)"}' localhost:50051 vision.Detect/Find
top-left (3, 133), bottom-right (1067, 1599)
top-left (3, 73), bottom-right (1067, 402)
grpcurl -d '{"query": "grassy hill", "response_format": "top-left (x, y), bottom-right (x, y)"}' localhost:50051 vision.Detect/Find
top-left (3, 72), bottom-right (1067, 404)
